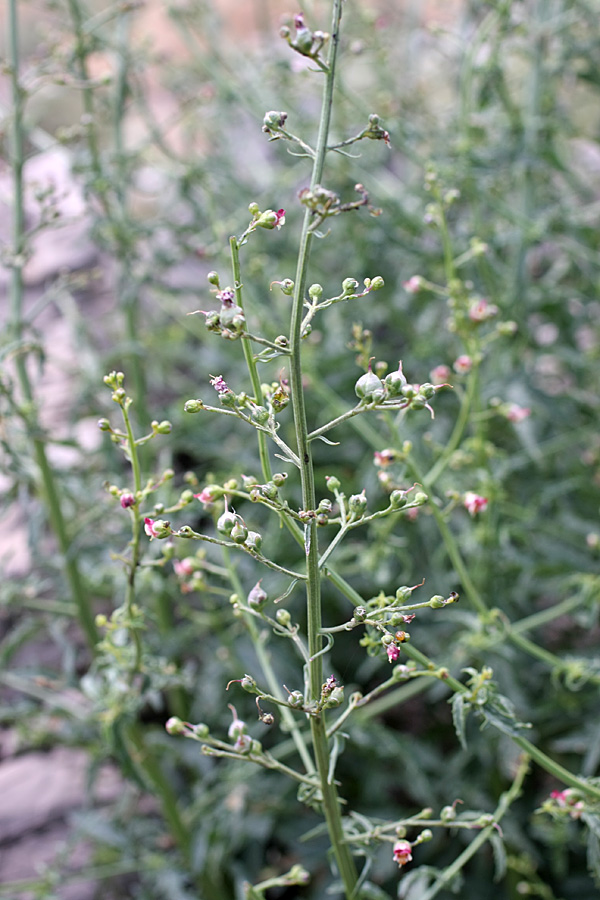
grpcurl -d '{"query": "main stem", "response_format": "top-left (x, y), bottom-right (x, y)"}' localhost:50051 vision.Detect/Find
top-left (288, 2), bottom-right (358, 896)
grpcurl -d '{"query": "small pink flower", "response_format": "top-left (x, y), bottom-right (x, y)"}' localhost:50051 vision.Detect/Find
top-left (430, 364), bottom-right (451, 385)
top-left (463, 492), bottom-right (488, 516)
top-left (469, 298), bottom-right (498, 322)
top-left (144, 518), bottom-right (170, 539)
top-left (550, 789), bottom-right (584, 819)
top-left (387, 644), bottom-right (401, 663)
top-left (392, 840), bottom-right (413, 867)
top-left (505, 403), bottom-right (531, 423)
top-left (453, 355), bottom-right (472, 375)
top-left (120, 492), bottom-right (135, 509)
top-left (374, 448), bottom-right (397, 467)
top-left (210, 374), bottom-right (229, 393)
top-left (194, 485), bottom-right (222, 505)
top-left (402, 275), bottom-right (423, 294)
top-left (274, 208), bottom-right (286, 230)
top-left (174, 557), bottom-right (195, 577)
top-left (144, 517), bottom-right (159, 537)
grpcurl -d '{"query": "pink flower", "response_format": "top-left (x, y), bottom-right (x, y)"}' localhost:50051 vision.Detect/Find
top-left (120, 492), bottom-right (135, 509)
top-left (469, 298), bottom-right (498, 322)
top-left (453, 355), bottom-right (473, 375)
top-left (144, 518), bottom-right (170, 539)
top-left (174, 557), bottom-right (195, 577)
top-left (194, 485), bottom-right (223, 505)
top-left (463, 492), bottom-right (488, 516)
top-left (387, 644), bottom-right (401, 663)
top-left (402, 275), bottom-right (423, 294)
top-left (392, 840), bottom-right (413, 867)
top-left (274, 208), bottom-right (286, 230)
top-left (430, 364), bottom-right (451, 385)
top-left (550, 789), bottom-right (584, 819)
top-left (209, 374), bottom-right (229, 394)
top-left (505, 403), bottom-right (531, 423)
top-left (374, 448), bottom-right (397, 467)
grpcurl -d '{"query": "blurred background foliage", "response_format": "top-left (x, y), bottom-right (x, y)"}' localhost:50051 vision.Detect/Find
top-left (1, 0), bottom-right (600, 898)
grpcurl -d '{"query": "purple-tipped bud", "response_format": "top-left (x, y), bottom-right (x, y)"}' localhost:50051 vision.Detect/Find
top-left (248, 580), bottom-right (268, 609)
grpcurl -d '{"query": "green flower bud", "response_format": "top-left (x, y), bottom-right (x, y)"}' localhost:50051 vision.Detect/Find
top-left (207, 270), bottom-right (220, 286)
top-left (217, 510), bottom-right (237, 535)
top-left (440, 805), bottom-right (456, 822)
top-left (390, 491), bottom-right (408, 509)
top-left (191, 722), bottom-right (210, 738)
top-left (349, 489), bottom-right (368, 517)
top-left (323, 686), bottom-right (344, 708)
top-left (353, 606), bottom-right (367, 622)
top-left (326, 475), bottom-right (341, 492)
top-left (414, 492), bottom-right (428, 505)
top-left (245, 530), bottom-right (263, 552)
top-left (97, 418), bottom-right (111, 431)
top-left (230, 517), bottom-right (248, 544)
top-left (308, 283), bottom-right (323, 300)
top-left (184, 399), bottom-right (204, 413)
top-left (248, 201), bottom-right (260, 215)
top-left (370, 275), bottom-right (385, 290)
top-left (165, 716), bottom-right (186, 735)
top-left (276, 609), bottom-right (291, 628)
top-left (395, 586), bottom-right (412, 603)
top-left (251, 405), bottom-right (270, 425)
top-left (355, 368), bottom-right (385, 402)
top-left (342, 277), bottom-right (359, 294)
top-left (272, 472), bottom-right (288, 487)
top-left (288, 690), bottom-right (304, 708)
top-left (430, 595), bottom-right (445, 608)
top-left (155, 420), bottom-right (172, 434)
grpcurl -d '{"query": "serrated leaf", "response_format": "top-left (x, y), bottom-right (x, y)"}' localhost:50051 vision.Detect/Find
top-left (451, 693), bottom-right (469, 751)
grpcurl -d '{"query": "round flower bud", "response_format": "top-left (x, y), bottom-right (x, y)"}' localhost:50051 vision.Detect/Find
top-left (248, 580), bottom-right (268, 609)
top-left (440, 805), bottom-right (457, 822)
top-left (342, 277), bottom-right (359, 294)
top-left (308, 283), bottom-right (323, 300)
top-left (390, 491), bottom-right (407, 509)
top-left (384, 362), bottom-right (408, 397)
top-left (393, 664), bottom-right (411, 681)
top-left (95, 613), bottom-right (108, 627)
top-left (245, 530), bottom-right (263, 552)
top-left (240, 674), bottom-right (257, 692)
top-left (349, 490), bottom-right (367, 516)
top-left (414, 492), bottom-right (428, 505)
top-left (184, 399), bottom-right (204, 414)
top-left (165, 717), bottom-right (186, 735)
top-left (381, 632), bottom-right (394, 646)
top-left (355, 369), bottom-right (385, 402)
top-left (261, 482), bottom-right (279, 500)
top-left (419, 829), bottom-right (433, 842)
top-left (288, 690), bottom-right (304, 708)
top-left (207, 270), bottom-right (220, 286)
top-left (395, 586), bottom-right (412, 603)
top-left (430, 595), bottom-right (445, 609)
top-left (323, 686), bottom-right (344, 708)
top-left (217, 510), bottom-right (237, 535)
top-left (370, 275), bottom-right (385, 290)
top-left (191, 723), bottom-right (210, 738)
top-left (97, 418), bottom-right (111, 431)
top-left (272, 472), bottom-right (288, 487)
top-left (230, 518), bottom-right (249, 544)
top-left (354, 606), bottom-right (367, 621)
top-left (251, 405), bottom-right (270, 425)
top-left (276, 609), bottom-right (291, 628)
top-left (326, 475), bottom-right (341, 492)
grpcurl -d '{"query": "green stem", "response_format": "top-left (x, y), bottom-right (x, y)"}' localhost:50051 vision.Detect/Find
top-left (287, 2), bottom-right (358, 895)
top-left (402, 643), bottom-right (600, 803)
top-left (7, 0), bottom-right (98, 651)
top-left (121, 400), bottom-right (144, 672)
top-left (418, 755), bottom-right (530, 900)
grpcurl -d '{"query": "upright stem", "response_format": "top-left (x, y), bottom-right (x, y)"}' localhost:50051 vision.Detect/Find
top-left (288, 2), bottom-right (358, 895)
top-left (7, 0), bottom-right (98, 650)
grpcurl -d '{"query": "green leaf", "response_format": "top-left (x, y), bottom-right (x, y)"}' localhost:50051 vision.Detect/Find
top-left (451, 693), bottom-right (469, 751)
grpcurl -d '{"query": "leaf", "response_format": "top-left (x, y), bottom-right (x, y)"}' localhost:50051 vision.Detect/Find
top-left (490, 830), bottom-right (507, 882)
top-left (451, 693), bottom-right (469, 751)
top-left (583, 813), bottom-right (600, 887)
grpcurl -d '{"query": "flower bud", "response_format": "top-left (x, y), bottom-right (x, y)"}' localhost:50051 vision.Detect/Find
top-left (207, 270), bottom-right (220, 286)
top-left (384, 361), bottom-right (408, 397)
top-left (165, 716), bottom-right (187, 735)
top-left (251, 405), bottom-right (270, 425)
top-left (323, 686), bottom-right (344, 708)
top-left (370, 275), bottom-right (385, 290)
top-left (217, 510), bottom-right (237, 535)
top-left (414, 492), bottom-right (428, 505)
top-left (184, 399), bottom-right (204, 413)
top-left (230, 517), bottom-right (249, 543)
top-left (155, 420), bottom-right (172, 434)
top-left (342, 277), bottom-right (359, 294)
top-left (248, 580), bottom-right (268, 609)
top-left (276, 609), bottom-right (291, 628)
top-left (355, 368), bottom-right (385, 402)
top-left (97, 418), bottom-right (111, 431)
top-left (262, 110), bottom-right (287, 132)
top-left (288, 690), bottom-right (304, 708)
top-left (390, 490), bottom-right (407, 509)
top-left (348, 489), bottom-right (367, 517)
top-left (326, 475), bottom-right (341, 492)
top-left (440, 805), bottom-right (457, 822)
top-left (272, 472), bottom-right (288, 487)
top-left (308, 283), bottom-right (323, 300)
top-left (395, 586), bottom-right (412, 602)
top-left (429, 595), bottom-right (445, 608)
top-left (245, 530), bottom-right (263, 552)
